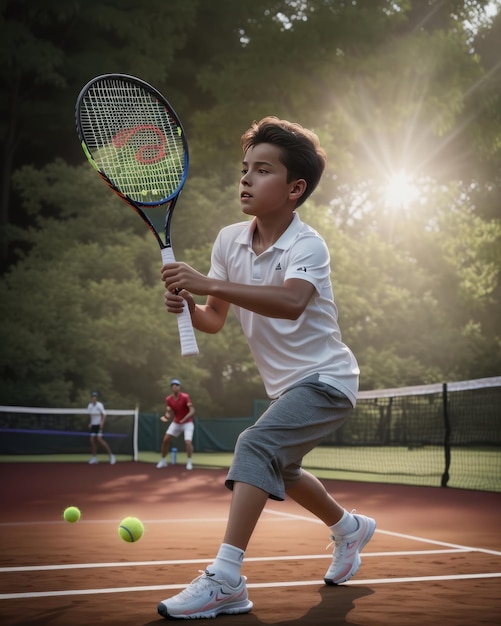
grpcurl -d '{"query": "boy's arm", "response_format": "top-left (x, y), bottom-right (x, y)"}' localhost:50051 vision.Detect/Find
top-left (192, 295), bottom-right (231, 333)
top-left (164, 263), bottom-right (315, 321)
top-left (165, 290), bottom-right (230, 333)
top-left (204, 277), bottom-right (315, 320)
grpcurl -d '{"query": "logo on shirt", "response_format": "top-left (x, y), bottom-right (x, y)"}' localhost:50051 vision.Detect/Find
top-left (297, 266), bottom-right (307, 272)
top-left (275, 262), bottom-right (282, 270)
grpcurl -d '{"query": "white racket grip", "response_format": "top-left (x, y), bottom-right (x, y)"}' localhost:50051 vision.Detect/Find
top-left (161, 247), bottom-right (199, 357)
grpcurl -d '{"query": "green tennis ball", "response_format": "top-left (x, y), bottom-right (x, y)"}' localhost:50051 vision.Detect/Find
top-left (118, 516), bottom-right (144, 542)
top-left (63, 506), bottom-right (81, 523)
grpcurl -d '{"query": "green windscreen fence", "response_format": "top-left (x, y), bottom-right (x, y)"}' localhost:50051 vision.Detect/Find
top-left (137, 414), bottom-right (254, 453)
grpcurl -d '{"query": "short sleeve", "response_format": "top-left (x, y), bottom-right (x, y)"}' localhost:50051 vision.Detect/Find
top-left (284, 232), bottom-right (331, 293)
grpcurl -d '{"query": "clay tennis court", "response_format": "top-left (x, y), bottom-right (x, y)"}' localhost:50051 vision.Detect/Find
top-left (0, 461), bottom-right (500, 625)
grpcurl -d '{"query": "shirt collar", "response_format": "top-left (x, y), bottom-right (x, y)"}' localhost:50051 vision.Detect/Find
top-left (235, 213), bottom-right (302, 251)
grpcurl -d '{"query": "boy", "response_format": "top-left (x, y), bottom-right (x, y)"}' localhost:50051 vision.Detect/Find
top-left (157, 116), bottom-right (375, 619)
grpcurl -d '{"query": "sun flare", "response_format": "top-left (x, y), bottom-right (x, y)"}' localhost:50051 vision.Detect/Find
top-left (384, 172), bottom-right (418, 210)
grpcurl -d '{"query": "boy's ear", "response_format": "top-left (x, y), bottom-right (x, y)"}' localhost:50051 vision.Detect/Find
top-left (289, 179), bottom-right (307, 201)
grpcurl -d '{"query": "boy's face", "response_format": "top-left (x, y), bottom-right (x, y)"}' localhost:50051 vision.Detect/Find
top-left (240, 143), bottom-right (298, 218)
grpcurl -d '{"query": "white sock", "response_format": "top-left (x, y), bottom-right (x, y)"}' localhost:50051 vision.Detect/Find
top-left (206, 543), bottom-right (244, 587)
top-left (329, 510), bottom-right (358, 537)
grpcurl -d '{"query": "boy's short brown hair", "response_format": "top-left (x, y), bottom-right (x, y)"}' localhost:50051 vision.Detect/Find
top-left (241, 116), bottom-right (327, 207)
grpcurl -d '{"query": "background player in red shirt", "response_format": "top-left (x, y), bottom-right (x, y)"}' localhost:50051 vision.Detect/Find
top-left (156, 379), bottom-right (195, 470)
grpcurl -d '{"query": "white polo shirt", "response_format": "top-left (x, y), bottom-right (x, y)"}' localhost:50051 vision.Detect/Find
top-left (87, 401), bottom-right (106, 426)
top-left (208, 213), bottom-right (359, 403)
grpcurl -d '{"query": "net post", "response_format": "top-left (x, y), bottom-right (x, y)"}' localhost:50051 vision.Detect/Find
top-left (441, 382), bottom-right (451, 487)
top-left (133, 405), bottom-right (139, 462)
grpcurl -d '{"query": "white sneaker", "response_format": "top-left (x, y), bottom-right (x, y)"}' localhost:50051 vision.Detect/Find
top-left (110, 455), bottom-right (116, 465)
top-left (186, 459), bottom-right (193, 470)
top-left (88, 457), bottom-right (98, 465)
top-left (157, 570), bottom-right (253, 619)
top-left (324, 513), bottom-right (376, 585)
top-left (156, 459), bottom-right (167, 469)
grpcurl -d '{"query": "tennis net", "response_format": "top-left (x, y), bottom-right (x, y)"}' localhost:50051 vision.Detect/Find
top-left (304, 376), bottom-right (501, 491)
top-left (0, 406), bottom-right (139, 461)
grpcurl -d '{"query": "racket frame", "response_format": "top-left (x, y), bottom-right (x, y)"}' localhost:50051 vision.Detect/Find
top-left (75, 73), bottom-right (199, 356)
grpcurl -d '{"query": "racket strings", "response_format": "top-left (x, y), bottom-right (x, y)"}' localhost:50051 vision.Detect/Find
top-left (79, 79), bottom-right (186, 203)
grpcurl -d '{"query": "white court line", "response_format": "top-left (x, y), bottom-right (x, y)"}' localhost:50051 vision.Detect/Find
top-left (2, 508), bottom-right (500, 601)
top-left (3, 510), bottom-right (500, 556)
top-left (375, 528), bottom-right (501, 556)
top-left (0, 549), bottom-right (470, 573)
top-left (263, 507), bottom-right (501, 557)
top-left (1, 572), bottom-right (501, 600)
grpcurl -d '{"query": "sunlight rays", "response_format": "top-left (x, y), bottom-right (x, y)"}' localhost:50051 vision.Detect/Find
top-left (384, 171), bottom-right (419, 210)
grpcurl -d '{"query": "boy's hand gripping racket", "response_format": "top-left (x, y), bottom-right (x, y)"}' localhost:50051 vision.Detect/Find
top-left (75, 74), bottom-right (199, 356)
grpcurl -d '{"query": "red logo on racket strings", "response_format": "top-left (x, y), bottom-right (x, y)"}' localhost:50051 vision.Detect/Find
top-left (112, 124), bottom-right (166, 164)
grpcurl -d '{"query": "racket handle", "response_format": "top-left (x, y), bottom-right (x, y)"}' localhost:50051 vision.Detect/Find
top-left (161, 247), bottom-right (200, 357)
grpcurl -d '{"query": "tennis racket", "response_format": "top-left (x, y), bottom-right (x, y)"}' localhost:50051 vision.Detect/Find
top-left (75, 73), bottom-right (199, 356)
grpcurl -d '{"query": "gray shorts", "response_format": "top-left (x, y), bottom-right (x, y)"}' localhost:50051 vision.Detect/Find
top-left (225, 374), bottom-right (353, 501)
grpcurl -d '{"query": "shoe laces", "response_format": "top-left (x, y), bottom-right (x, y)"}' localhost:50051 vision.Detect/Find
top-left (326, 536), bottom-right (352, 567)
top-left (175, 570), bottom-right (219, 601)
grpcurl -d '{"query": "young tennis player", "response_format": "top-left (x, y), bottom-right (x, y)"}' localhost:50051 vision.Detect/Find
top-left (157, 116), bottom-right (376, 619)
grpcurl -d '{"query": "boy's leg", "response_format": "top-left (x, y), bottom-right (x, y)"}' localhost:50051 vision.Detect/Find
top-left (157, 480), bottom-right (258, 619)
top-left (222, 481), bottom-right (269, 550)
top-left (286, 469), bottom-right (344, 525)
top-left (157, 376), bottom-right (372, 618)
top-left (287, 470), bottom-right (375, 585)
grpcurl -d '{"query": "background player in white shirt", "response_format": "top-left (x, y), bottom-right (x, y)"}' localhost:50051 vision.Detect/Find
top-left (87, 391), bottom-right (115, 465)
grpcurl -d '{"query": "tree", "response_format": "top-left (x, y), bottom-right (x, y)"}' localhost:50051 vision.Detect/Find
top-left (1, 1), bottom-right (500, 412)
top-left (0, 161), bottom-right (178, 408)
top-left (0, 0), bottom-right (198, 264)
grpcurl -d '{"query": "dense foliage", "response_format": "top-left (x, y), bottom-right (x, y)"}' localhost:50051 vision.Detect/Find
top-left (1, 0), bottom-right (500, 413)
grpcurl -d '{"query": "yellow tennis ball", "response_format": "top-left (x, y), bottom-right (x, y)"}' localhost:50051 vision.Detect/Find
top-left (63, 506), bottom-right (81, 523)
top-left (118, 516), bottom-right (144, 542)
